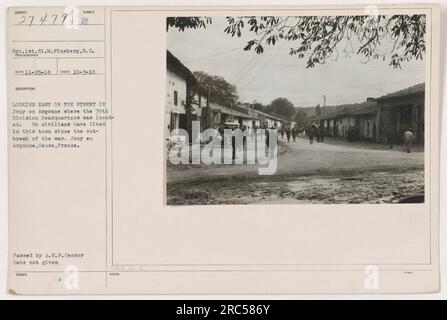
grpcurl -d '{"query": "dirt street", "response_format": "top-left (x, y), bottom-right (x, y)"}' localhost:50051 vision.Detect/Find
top-left (166, 137), bottom-right (424, 205)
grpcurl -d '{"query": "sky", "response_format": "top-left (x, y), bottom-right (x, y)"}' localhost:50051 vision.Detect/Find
top-left (167, 16), bottom-right (426, 108)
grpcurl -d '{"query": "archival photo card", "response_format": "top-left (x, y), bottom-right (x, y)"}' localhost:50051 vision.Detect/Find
top-left (165, 14), bottom-right (427, 206)
top-left (7, 4), bottom-right (440, 295)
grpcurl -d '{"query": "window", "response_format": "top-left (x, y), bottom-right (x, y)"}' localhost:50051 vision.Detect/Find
top-left (174, 90), bottom-right (178, 106)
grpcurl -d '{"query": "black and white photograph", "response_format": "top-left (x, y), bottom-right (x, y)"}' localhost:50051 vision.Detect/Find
top-left (4, 3), bottom-right (442, 297)
top-left (165, 14), bottom-right (427, 205)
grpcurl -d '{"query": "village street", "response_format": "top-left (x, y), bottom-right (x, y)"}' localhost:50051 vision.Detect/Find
top-left (166, 137), bottom-right (424, 205)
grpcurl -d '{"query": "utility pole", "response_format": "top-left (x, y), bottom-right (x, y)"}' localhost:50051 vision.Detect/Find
top-left (206, 86), bottom-right (210, 129)
top-left (250, 103), bottom-right (254, 128)
top-left (322, 95), bottom-right (327, 138)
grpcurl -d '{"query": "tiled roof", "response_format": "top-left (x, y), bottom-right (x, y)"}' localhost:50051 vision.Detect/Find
top-left (349, 101), bottom-right (378, 115)
top-left (255, 109), bottom-right (290, 122)
top-left (320, 83), bottom-right (424, 120)
top-left (167, 50), bottom-right (196, 83)
top-left (210, 103), bottom-right (252, 119)
top-left (209, 104), bottom-right (289, 122)
top-left (320, 101), bottom-right (377, 120)
top-left (377, 83), bottom-right (425, 100)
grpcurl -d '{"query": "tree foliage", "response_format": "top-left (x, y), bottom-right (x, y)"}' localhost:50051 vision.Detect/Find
top-left (294, 108), bottom-right (309, 129)
top-left (168, 15), bottom-right (426, 68)
top-left (265, 97), bottom-right (295, 120)
top-left (225, 15), bottom-right (425, 69)
top-left (193, 71), bottom-right (239, 108)
top-left (251, 102), bottom-right (267, 112)
top-left (315, 104), bottom-right (322, 119)
top-left (166, 17), bottom-right (212, 31)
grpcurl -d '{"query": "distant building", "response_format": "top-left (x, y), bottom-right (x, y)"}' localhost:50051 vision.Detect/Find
top-left (319, 83), bottom-right (425, 144)
top-left (242, 103), bottom-right (290, 129)
top-left (351, 101), bottom-right (379, 141)
top-left (166, 51), bottom-right (297, 138)
top-left (255, 109), bottom-right (288, 128)
top-left (209, 102), bottom-right (252, 128)
top-left (376, 83), bottom-right (425, 144)
top-left (320, 100), bottom-right (378, 140)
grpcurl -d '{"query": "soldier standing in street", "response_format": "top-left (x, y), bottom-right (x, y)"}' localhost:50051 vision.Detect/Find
top-left (286, 127), bottom-right (291, 143)
top-left (403, 128), bottom-right (414, 153)
top-left (308, 124), bottom-right (316, 144)
top-left (265, 126), bottom-right (270, 148)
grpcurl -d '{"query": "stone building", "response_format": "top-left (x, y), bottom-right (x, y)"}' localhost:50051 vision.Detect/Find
top-left (166, 50), bottom-right (196, 138)
top-left (166, 50), bottom-right (209, 143)
top-left (319, 83), bottom-right (425, 144)
top-left (320, 101), bottom-right (377, 140)
top-left (376, 83), bottom-right (425, 144)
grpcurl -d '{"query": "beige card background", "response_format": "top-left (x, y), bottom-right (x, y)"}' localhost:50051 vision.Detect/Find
top-left (7, 4), bottom-right (440, 294)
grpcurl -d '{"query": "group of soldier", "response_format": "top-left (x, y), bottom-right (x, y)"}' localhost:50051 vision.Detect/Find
top-left (280, 123), bottom-right (322, 145)
top-left (280, 127), bottom-right (298, 143)
top-left (214, 122), bottom-right (416, 156)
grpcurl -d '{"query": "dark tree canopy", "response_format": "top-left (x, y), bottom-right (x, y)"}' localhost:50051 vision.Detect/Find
top-left (193, 71), bottom-right (239, 109)
top-left (294, 108), bottom-right (309, 129)
top-left (166, 17), bottom-right (212, 31)
top-left (265, 97), bottom-right (295, 120)
top-left (168, 15), bottom-right (426, 68)
top-left (251, 102), bottom-right (267, 112)
top-left (315, 104), bottom-right (322, 119)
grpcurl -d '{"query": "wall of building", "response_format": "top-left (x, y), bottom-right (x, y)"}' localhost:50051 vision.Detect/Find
top-left (166, 70), bottom-right (187, 115)
top-left (242, 119), bottom-right (252, 128)
top-left (336, 116), bottom-right (356, 137)
top-left (377, 94), bottom-right (424, 143)
top-left (328, 119), bottom-right (334, 136)
top-left (317, 91), bottom-right (424, 144)
top-left (266, 118), bottom-right (275, 128)
top-left (357, 114), bottom-right (377, 141)
top-left (166, 69), bottom-right (188, 141)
